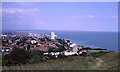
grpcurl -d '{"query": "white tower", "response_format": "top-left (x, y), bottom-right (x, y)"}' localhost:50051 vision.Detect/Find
top-left (51, 32), bottom-right (56, 40)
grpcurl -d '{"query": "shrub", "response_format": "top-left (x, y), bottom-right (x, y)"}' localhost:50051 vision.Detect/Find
top-left (48, 47), bottom-right (58, 52)
top-left (2, 54), bottom-right (11, 66)
top-left (81, 52), bottom-right (87, 56)
top-left (90, 52), bottom-right (108, 58)
top-left (58, 54), bottom-right (66, 58)
top-left (29, 50), bottom-right (44, 63)
top-left (7, 48), bottom-right (30, 65)
top-left (30, 50), bottom-right (44, 57)
top-left (29, 56), bottom-right (43, 63)
top-left (46, 54), bottom-right (56, 60)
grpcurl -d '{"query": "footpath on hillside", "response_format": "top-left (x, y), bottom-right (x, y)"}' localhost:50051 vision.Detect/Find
top-left (91, 58), bottom-right (107, 70)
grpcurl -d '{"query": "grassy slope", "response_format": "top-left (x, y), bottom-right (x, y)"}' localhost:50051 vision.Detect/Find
top-left (99, 52), bottom-right (119, 70)
top-left (0, 52), bottom-right (2, 71)
top-left (2, 52), bottom-right (119, 70)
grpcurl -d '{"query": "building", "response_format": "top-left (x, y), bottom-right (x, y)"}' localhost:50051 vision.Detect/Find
top-left (0, 34), bottom-right (7, 37)
top-left (31, 40), bottom-right (37, 44)
top-left (64, 51), bottom-right (78, 56)
top-left (50, 32), bottom-right (57, 40)
top-left (70, 43), bottom-right (78, 52)
top-left (1, 48), bottom-right (12, 55)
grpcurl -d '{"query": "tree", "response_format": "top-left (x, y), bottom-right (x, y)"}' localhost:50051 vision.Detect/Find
top-left (57, 46), bottom-right (65, 52)
top-left (27, 44), bottom-right (31, 50)
top-left (67, 40), bottom-right (70, 43)
top-left (8, 48), bottom-right (30, 65)
top-left (29, 50), bottom-right (45, 63)
top-left (57, 39), bottom-right (66, 45)
top-left (48, 47), bottom-right (58, 52)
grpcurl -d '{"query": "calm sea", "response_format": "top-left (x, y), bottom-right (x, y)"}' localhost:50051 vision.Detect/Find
top-left (17, 30), bottom-right (118, 51)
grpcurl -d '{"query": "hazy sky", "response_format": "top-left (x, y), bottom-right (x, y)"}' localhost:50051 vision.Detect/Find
top-left (2, 2), bottom-right (118, 32)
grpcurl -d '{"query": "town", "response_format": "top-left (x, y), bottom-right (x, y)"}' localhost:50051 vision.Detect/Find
top-left (1, 31), bottom-right (108, 58)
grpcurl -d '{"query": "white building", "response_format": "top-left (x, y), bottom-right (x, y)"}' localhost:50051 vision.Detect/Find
top-left (70, 43), bottom-right (78, 52)
top-left (31, 40), bottom-right (37, 44)
top-left (0, 34), bottom-right (7, 37)
top-left (51, 32), bottom-right (57, 40)
top-left (64, 51), bottom-right (78, 56)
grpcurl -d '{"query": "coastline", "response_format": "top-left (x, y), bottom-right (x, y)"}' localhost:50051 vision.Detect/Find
top-left (1, 31), bottom-right (119, 70)
top-left (2, 30), bottom-right (118, 51)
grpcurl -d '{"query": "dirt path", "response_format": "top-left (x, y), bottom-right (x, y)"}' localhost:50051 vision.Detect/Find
top-left (91, 58), bottom-right (107, 70)
top-left (96, 58), bottom-right (104, 67)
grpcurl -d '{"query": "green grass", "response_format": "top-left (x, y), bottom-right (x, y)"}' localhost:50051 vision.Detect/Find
top-left (0, 52), bottom-right (2, 71)
top-left (2, 52), bottom-right (119, 70)
top-left (99, 52), bottom-right (119, 70)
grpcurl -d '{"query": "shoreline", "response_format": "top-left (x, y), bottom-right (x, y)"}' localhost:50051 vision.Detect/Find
top-left (1, 31), bottom-right (118, 51)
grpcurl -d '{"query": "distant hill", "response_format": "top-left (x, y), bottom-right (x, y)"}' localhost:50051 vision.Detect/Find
top-left (2, 51), bottom-right (119, 70)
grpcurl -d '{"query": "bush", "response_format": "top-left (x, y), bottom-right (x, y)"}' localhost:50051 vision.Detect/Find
top-left (29, 50), bottom-right (45, 63)
top-left (30, 50), bottom-right (44, 57)
top-left (58, 54), bottom-right (66, 58)
top-left (2, 55), bottom-right (11, 66)
top-left (7, 48), bottom-right (30, 65)
top-left (48, 47), bottom-right (58, 52)
top-left (46, 54), bottom-right (56, 60)
top-left (81, 52), bottom-right (87, 56)
top-left (90, 52), bottom-right (108, 58)
top-left (29, 56), bottom-right (43, 63)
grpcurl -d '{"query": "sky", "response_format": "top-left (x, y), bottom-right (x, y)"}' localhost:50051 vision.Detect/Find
top-left (2, 2), bottom-right (118, 32)
top-left (2, 0), bottom-right (120, 2)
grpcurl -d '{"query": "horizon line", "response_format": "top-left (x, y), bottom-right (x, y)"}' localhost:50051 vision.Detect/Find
top-left (2, 29), bottom-right (118, 32)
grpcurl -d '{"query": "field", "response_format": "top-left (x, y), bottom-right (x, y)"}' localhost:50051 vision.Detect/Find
top-left (2, 52), bottom-right (119, 70)
top-left (0, 52), bottom-right (2, 71)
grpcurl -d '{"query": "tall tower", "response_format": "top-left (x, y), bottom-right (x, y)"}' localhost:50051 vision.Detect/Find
top-left (51, 32), bottom-right (55, 40)
top-left (51, 32), bottom-right (57, 40)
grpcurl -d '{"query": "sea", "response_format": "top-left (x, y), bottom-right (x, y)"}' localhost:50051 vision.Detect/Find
top-left (6, 30), bottom-right (118, 51)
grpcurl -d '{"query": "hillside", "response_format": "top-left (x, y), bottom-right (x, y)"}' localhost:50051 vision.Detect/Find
top-left (2, 51), bottom-right (119, 70)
